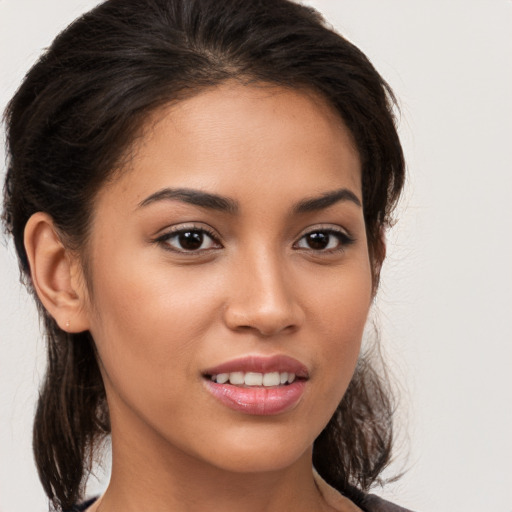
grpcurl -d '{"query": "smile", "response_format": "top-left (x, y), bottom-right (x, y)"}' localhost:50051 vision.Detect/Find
top-left (209, 371), bottom-right (296, 386)
top-left (203, 355), bottom-right (308, 415)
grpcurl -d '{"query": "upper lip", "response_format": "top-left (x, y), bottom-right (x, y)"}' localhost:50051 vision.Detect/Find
top-left (203, 355), bottom-right (309, 379)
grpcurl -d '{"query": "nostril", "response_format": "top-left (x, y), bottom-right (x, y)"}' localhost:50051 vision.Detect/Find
top-left (222, 278), bottom-right (304, 336)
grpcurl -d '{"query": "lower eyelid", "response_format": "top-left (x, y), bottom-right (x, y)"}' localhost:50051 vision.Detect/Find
top-left (294, 229), bottom-right (355, 251)
top-left (153, 225), bottom-right (354, 252)
top-left (154, 225), bottom-right (222, 251)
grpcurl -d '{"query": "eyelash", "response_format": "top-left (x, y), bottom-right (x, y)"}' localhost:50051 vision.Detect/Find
top-left (154, 224), bottom-right (222, 254)
top-left (293, 227), bottom-right (355, 254)
top-left (153, 225), bottom-right (355, 255)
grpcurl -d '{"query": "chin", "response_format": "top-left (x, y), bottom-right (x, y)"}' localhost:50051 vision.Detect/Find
top-left (208, 448), bottom-right (309, 474)
top-left (195, 424), bottom-right (315, 474)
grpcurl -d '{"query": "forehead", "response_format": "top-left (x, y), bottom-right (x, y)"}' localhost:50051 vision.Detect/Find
top-left (97, 82), bottom-right (362, 211)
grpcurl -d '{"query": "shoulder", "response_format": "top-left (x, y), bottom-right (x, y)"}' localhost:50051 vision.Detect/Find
top-left (313, 469), bottom-right (414, 512)
top-left (362, 493), bottom-right (415, 512)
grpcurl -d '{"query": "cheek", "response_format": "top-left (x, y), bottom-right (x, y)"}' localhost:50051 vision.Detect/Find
top-left (308, 253), bottom-right (372, 338)
top-left (306, 259), bottom-right (373, 400)
top-left (86, 257), bottom-right (223, 394)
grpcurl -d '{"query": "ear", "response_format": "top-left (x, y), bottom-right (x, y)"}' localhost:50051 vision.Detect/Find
top-left (24, 212), bottom-right (90, 333)
top-left (371, 227), bottom-right (387, 296)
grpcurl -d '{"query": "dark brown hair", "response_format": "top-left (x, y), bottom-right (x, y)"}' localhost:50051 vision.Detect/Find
top-left (2, 0), bottom-right (405, 510)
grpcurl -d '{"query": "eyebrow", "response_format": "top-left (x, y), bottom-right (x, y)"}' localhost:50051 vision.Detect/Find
top-left (293, 188), bottom-right (361, 213)
top-left (137, 187), bottom-right (239, 214)
top-left (137, 186), bottom-right (361, 214)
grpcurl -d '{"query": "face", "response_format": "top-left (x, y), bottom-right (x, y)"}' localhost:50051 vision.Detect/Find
top-left (80, 83), bottom-right (373, 474)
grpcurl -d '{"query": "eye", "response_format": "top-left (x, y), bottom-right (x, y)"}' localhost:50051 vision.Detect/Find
top-left (295, 228), bottom-right (354, 252)
top-left (155, 227), bottom-right (221, 253)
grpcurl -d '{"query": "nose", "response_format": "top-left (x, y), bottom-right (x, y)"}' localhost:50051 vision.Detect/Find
top-left (223, 250), bottom-right (304, 337)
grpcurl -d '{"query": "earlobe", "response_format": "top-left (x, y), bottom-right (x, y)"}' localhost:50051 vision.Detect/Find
top-left (24, 212), bottom-right (90, 333)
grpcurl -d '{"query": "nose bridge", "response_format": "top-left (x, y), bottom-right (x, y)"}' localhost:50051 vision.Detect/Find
top-left (224, 241), bottom-right (302, 336)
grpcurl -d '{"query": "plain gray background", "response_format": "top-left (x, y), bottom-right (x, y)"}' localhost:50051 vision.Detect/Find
top-left (1, 1), bottom-right (511, 511)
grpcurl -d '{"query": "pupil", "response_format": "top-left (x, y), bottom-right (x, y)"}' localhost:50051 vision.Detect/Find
top-left (179, 231), bottom-right (203, 250)
top-left (307, 232), bottom-right (329, 250)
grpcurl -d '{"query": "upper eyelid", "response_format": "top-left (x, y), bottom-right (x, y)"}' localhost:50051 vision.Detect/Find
top-left (152, 222), bottom-right (353, 245)
top-left (295, 224), bottom-right (352, 239)
top-left (154, 222), bottom-right (220, 239)
top-left (293, 225), bottom-right (355, 252)
top-left (153, 224), bottom-right (223, 249)
top-left (154, 225), bottom-right (223, 256)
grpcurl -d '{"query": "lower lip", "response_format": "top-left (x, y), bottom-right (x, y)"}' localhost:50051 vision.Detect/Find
top-left (203, 379), bottom-right (306, 415)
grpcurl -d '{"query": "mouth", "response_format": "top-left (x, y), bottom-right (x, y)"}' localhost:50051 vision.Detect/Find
top-left (207, 371), bottom-right (299, 387)
top-left (202, 354), bottom-right (309, 387)
top-left (202, 355), bottom-right (309, 415)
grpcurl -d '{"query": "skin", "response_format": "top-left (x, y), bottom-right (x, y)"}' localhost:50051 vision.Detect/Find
top-left (25, 83), bottom-right (373, 512)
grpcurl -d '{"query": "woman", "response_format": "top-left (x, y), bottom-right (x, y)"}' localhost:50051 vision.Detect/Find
top-left (2, 0), bottom-right (408, 511)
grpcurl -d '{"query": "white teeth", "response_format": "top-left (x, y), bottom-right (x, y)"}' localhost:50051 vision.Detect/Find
top-left (244, 372), bottom-right (263, 386)
top-left (216, 373), bottom-right (229, 384)
top-left (262, 372), bottom-right (280, 387)
top-left (229, 372), bottom-right (245, 385)
top-left (211, 371), bottom-right (298, 386)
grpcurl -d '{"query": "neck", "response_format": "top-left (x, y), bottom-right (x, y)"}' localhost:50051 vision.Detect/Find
top-left (99, 445), bottom-right (326, 512)
top-left (94, 416), bottom-right (332, 512)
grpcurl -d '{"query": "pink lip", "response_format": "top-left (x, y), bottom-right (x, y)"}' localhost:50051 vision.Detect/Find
top-left (202, 355), bottom-right (309, 416)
